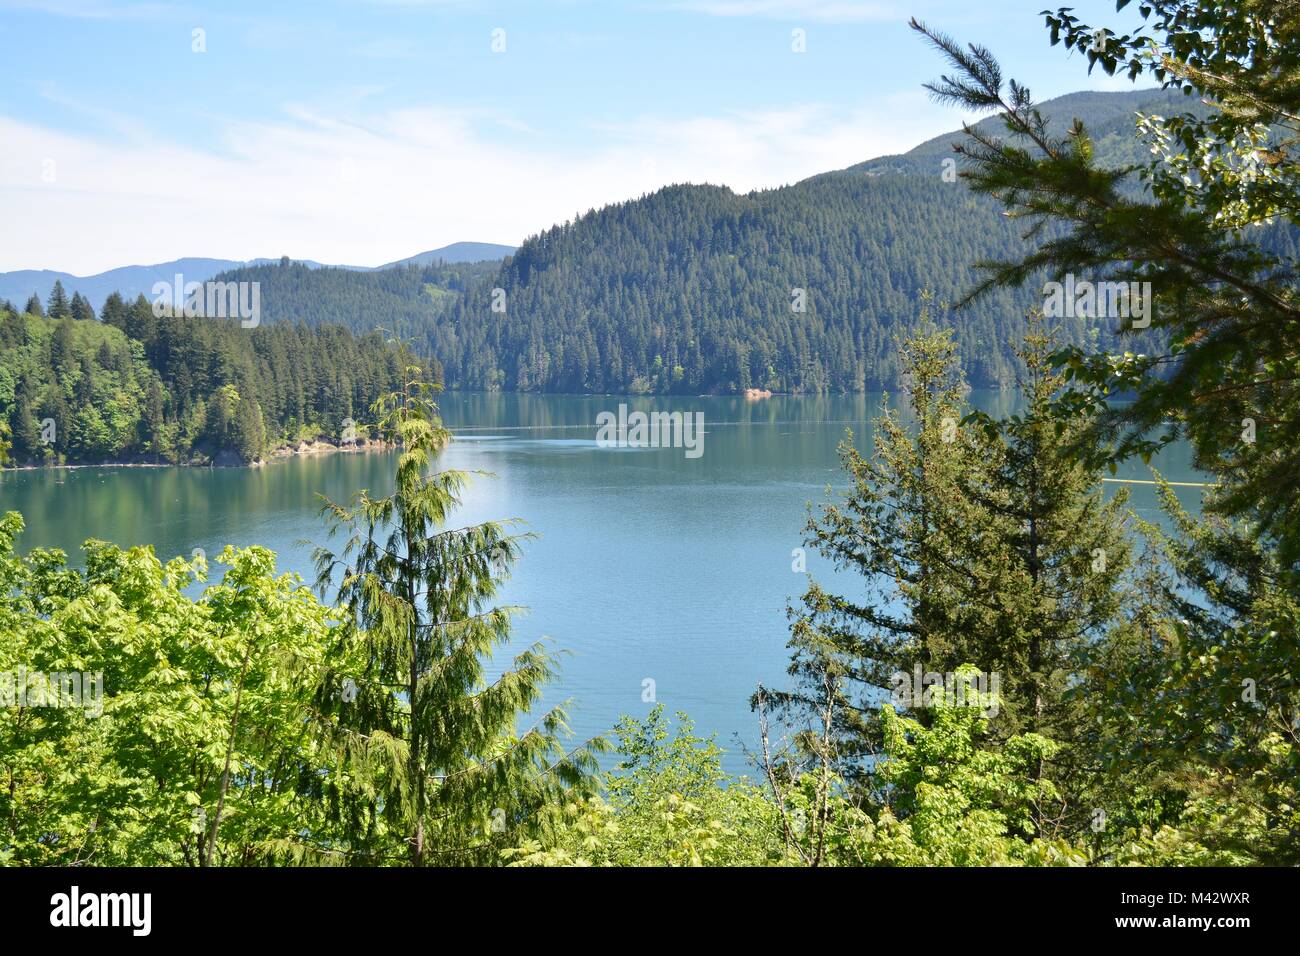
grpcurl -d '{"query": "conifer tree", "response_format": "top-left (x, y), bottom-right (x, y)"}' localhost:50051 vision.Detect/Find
top-left (1091, 479), bottom-right (1300, 865)
top-left (762, 318), bottom-right (1135, 844)
top-left (908, 0), bottom-right (1300, 853)
top-left (759, 316), bottom-right (995, 787)
top-left (314, 361), bottom-right (598, 865)
top-left (100, 291), bottom-right (128, 331)
top-left (958, 323), bottom-right (1136, 838)
top-left (961, 322), bottom-right (1134, 746)
top-left (909, 5), bottom-right (1300, 567)
top-left (46, 280), bottom-right (70, 319)
top-left (141, 380), bottom-right (167, 461)
top-left (70, 292), bottom-right (95, 323)
top-left (230, 394), bottom-right (266, 463)
top-left (9, 380), bottom-right (41, 463)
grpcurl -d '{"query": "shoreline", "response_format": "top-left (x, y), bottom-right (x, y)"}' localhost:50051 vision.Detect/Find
top-left (2, 438), bottom-right (394, 473)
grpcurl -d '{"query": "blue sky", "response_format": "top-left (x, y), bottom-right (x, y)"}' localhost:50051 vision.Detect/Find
top-left (1, 0), bottom-right (1149, 274)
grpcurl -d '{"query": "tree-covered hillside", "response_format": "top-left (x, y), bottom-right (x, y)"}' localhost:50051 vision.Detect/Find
top-left (428, 89), bottom-right (1211, 395)
top-left (433, 175), bottom-right (1078, 393)
top-left (208, 257), bottom-right (497, 352)
top-left (0, 289), bottom-right (407, 466)
top-left (15, 89), bottom-right (1286, 400)
top-left (55, 89), bottom-right (1190, 397)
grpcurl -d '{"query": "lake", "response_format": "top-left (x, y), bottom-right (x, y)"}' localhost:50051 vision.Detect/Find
top-left (0, 392), bottom-right (1203, 775)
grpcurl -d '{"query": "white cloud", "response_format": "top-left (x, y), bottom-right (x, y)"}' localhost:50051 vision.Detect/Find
top-left (0, 91), bottom-right (967, 274)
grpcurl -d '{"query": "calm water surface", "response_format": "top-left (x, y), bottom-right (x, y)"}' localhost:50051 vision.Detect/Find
top-left (0, 392), bottom-right (1202, 774)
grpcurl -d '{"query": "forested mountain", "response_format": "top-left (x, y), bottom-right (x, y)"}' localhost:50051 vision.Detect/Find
top-left (7, 89), bottom-right (1279, 398)
top-left (0, 290), bottom-right (406, 466)
top-left (379, 241), bottom-right (517, 267)
top-left (437, 177), bottom-right (1052, 393)
top-left (0, 243), bottom-right (513, 313)
top-left (877, 88), bottom-right (1201, 170)
top-left (429, 88), bottom-right (1212, 394)
top-left (207, 258), bottom-right (497, 349)
top-left (179, 89), bottom-right (1225, 395)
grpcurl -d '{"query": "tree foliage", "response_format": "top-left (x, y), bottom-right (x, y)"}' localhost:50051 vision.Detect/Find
top-left (911, 2), bottom-right (1300, 569)
top-left (0, 513), bottom-right (344, 865)
top-left (0, 297), bottom-right (406, 465)
top-left (313, 367), bottom-right (600, 865)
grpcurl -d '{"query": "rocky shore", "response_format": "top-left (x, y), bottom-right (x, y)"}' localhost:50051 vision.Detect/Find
top-left (4, 436), bottom-right (394, 471)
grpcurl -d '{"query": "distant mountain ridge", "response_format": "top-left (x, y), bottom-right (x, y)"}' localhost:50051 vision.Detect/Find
top-left (6, 88), bottom-right (1259, 395)
top-left (426, 87), bottom-right (1221, 394)
top-left (205, 257), bottom-right (499, 358)
top-left (379, 242), bottom-right (518, 269)
top-left (847, 87), bottom-right (1198, 177)
top-left (0, 242), bottom-right (516, 310)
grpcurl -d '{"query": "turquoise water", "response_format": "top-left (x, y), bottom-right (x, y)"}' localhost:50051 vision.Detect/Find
top-left (0, 392), bottom-right (1203, 774)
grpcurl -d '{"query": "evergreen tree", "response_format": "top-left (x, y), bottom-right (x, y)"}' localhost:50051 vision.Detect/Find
top-left (141, 379), bottom-right (166, 460)
top-left (910, 5), bottom-right (1300, 567)
top-left (46, 280), bottom-right (70, 319)
top-left (49, 316), bottom-right (75, 373)
top-left (100, 291), bottom-right (128, 331)
top-left (759, 318), bottom-right (996, 788)
top-left (24, 294), bottom-right (43, 318)
top-left (762, 318), bottom-right (1136, 843)
top-left (962, 322), bottom-right (1134, 746)
top-left (9, 379), bottom-right (41, 462)
top-left (70, 292), bottom-right (95, 323)
top-left (908, 0), bottom-right (1300, 858)
top-left (37, 386), bottom-right (70, 462)
top-left (124, 294), bottom-right (155, 345)
top-left (314, 362), bottom-right (598, 865)
top-left (960, 323), bottom-right (1135, 837)
top-left (203, 384), bottom-right (236, 450)
top-left (1090, 479), bottom-right (1300, 865)
top-left (230, 394), bottom-right (266, 463)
